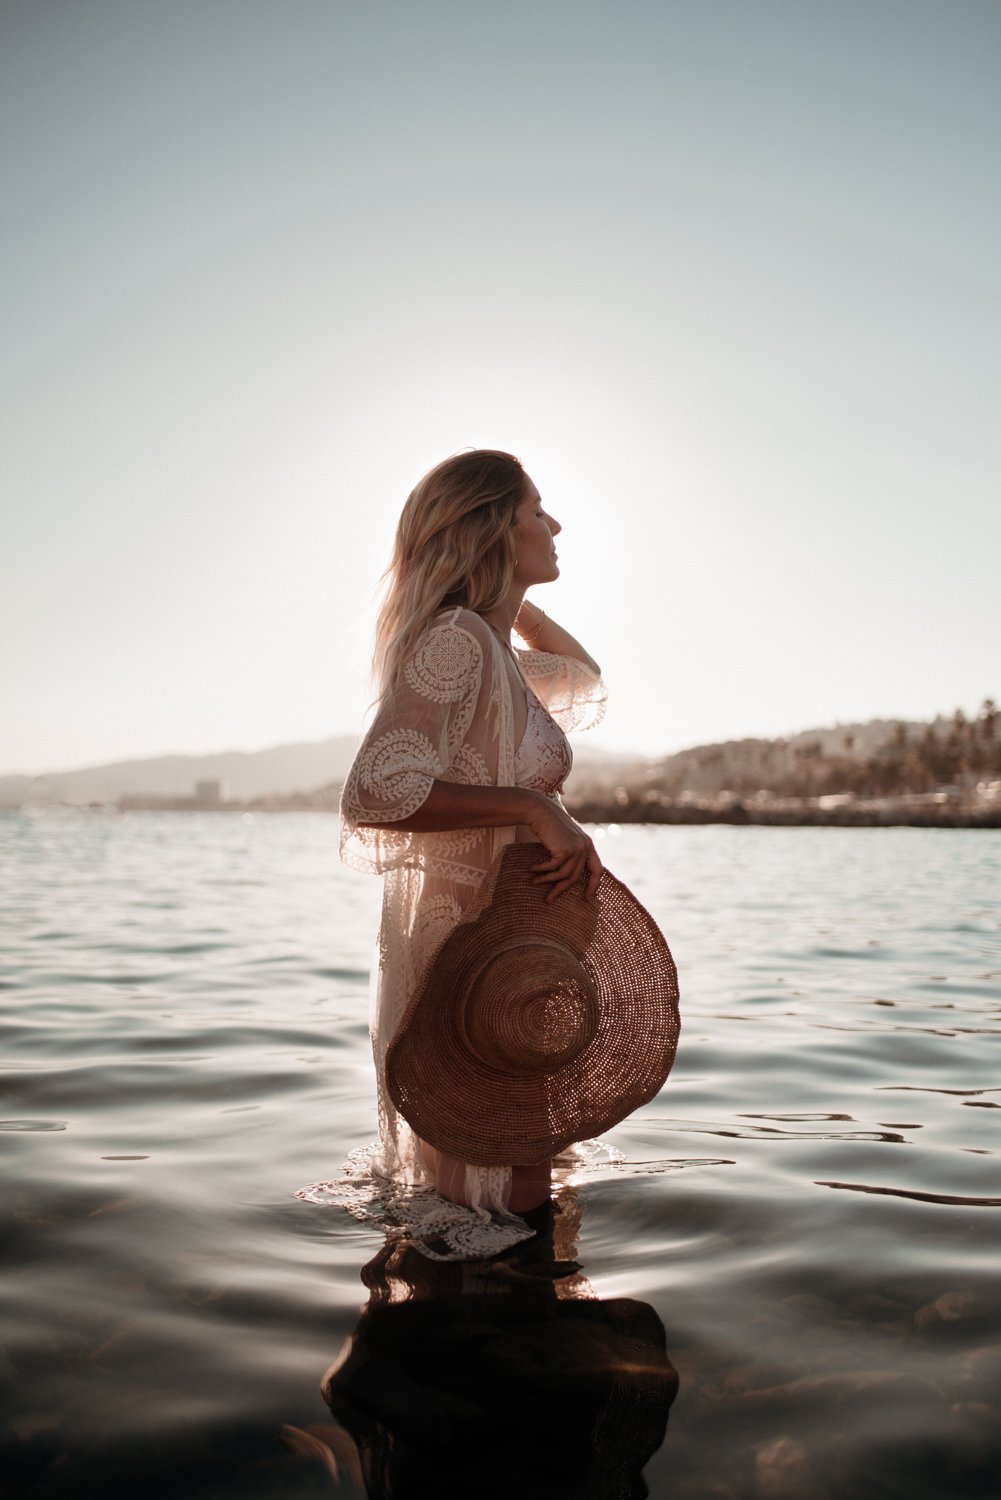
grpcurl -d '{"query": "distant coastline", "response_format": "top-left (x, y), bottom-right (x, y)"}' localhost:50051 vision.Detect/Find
top-left (567, 696), bottom-right (1001, 830)
top-left (4, 699), bottom-right (999, 829)
top-left (564, 794), bottom-right (1001, 830)
top-left (11, 785), bottom-right (999, 830)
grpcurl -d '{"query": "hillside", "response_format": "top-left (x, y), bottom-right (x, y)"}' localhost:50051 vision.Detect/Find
top-left (0, 735), bottom-right (360, 807)
top-left (561, 699), bottom-right (1001, 827)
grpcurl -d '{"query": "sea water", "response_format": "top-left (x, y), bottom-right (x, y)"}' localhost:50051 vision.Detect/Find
top-left (1, 811), bottom-right (999, 1498)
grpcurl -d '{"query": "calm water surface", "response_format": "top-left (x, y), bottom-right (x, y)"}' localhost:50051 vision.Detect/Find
top-left (1, 811), bottom-right (999, 1498)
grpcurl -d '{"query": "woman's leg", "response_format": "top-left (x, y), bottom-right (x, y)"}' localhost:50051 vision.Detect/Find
top-left (509, 1161), bottom-right (552, 1212)
top-left (416, 1138), bottom-right (471, 1205)
top-left (418, 1138), bottom-right (552, 1213)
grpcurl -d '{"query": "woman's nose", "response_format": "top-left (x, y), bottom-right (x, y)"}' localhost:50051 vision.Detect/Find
top-left (549, 514), bottom-right (562, 536)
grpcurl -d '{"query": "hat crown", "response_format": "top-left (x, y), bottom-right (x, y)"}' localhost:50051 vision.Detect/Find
top-left (458, 939), bottom-right (600, 1075)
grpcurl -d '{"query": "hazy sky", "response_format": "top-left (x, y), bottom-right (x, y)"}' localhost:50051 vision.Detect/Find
top-left (4, 0), bottom-right (999, 772)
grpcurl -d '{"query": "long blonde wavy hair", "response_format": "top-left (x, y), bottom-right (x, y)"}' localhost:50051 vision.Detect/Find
top-left (374, 449), bottom-right (527, 700)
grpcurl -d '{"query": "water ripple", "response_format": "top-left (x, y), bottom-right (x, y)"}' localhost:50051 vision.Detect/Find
top-left (817, 1181), bottom-right (1001, 1207)
top-left (1, 814), bottom-right (999, 1499)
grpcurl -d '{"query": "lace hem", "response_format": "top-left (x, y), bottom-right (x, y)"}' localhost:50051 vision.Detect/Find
top-left (295, 1138), bottom-right (625, 1262)
top-left (295, 1145), bottom-right (535, 1262)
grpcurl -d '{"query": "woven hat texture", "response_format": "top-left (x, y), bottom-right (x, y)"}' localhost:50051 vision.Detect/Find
top-left (386, 842), bottom-right (680, 1165)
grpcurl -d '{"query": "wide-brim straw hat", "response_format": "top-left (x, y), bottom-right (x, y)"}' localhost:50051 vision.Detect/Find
top-left (386, 842), bottom-right (680, 1166)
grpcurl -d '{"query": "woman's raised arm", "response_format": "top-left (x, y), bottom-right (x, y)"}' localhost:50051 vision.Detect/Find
top-left (514, 600), bottom-right (600, 676)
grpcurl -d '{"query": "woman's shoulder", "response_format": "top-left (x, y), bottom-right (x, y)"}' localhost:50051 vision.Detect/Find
top-left (428, 606), bottom-right (495, 647)
top-left (400, 608), bottom-right (494, 701)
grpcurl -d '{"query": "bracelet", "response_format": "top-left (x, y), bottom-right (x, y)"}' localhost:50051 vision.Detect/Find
top-left (520, 609), bottom-right (547, 644)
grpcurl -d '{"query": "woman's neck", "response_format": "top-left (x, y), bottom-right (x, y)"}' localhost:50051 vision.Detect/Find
top-left (480, 586), bottom-right (525, 640)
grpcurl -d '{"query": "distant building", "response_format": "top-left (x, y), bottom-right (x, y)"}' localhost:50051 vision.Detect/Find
top-left (194, 779), bottom-right (226, 807)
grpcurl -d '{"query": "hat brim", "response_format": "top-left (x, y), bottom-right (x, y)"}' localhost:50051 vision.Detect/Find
top-left (386, 842), bottom-right (680, 1166)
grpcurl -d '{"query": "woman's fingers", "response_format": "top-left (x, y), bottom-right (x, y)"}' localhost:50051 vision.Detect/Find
top-left (584, 846), bottom-right (603, 900)
top-left (533, 860), bottom-right (584, 901)
top-left (530, 850), bottom-right (583, 878)
top-left (530, 847), bottom-right (603, 902)
top-left (526, 803), bottom-right (603, 900)
top-left (546, 870), bottom-right (585, 902)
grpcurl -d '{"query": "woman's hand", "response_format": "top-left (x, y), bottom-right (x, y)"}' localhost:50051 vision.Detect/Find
top-left (525, 796), bottom-right (603, 903)
top-left (359, 779), bottom-right (603, 901)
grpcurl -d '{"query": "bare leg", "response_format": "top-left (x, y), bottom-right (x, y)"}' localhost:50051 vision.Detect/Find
top-left (418, 1138), bottom-right (551, 1213)
top-left (509, 1161), bottom-right (552, 1212)
top-left (416, 1139), bottom-right (471, 1204)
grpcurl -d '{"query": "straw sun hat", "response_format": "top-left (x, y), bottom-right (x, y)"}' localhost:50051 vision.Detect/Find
top-left (386, 842), bottom-right (680, 1166)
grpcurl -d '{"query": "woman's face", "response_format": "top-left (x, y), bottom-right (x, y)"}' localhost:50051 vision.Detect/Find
top-left (511, 477), bottom-right (561, 587)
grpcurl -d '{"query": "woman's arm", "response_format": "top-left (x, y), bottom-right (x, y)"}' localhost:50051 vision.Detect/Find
top-left (357, 780), bottom-right (602, 901)
top-left (513, 600), bottom-right (600, 676)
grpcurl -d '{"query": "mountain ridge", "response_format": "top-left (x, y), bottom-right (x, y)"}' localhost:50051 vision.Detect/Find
top-left (0, 735), bottom-right (361, 805)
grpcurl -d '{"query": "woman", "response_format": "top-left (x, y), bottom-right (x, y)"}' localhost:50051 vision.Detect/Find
top-left (338, 449), bottom-right (607, 1253)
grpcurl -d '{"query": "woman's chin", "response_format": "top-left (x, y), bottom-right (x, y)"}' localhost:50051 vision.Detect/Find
top-left (515, 562), bottom-right (559, 588)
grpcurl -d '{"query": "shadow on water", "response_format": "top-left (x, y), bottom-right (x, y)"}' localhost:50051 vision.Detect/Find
top-left (289, 1186), bottom-right (677, 1499)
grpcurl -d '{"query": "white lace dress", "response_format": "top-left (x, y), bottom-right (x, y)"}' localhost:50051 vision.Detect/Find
top-left (297, 607), bottom-right (607, 1259)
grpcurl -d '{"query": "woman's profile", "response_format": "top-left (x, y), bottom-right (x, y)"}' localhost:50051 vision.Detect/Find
top-left (329, 448), bottom-right (609, 1256)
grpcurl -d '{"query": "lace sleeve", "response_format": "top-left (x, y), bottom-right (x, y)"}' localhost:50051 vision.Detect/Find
top-left (517, 649), bottom-right (607, 733)
top-left (340, 614), bottom-right (486, 875)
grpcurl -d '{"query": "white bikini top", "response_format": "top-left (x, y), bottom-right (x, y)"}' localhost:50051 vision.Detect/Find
top-left (513, 691), bottom-right (572, 796)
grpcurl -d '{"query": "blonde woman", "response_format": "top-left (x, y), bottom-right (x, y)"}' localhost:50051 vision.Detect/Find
top-left (336, 449), bottom-right (607, 1258)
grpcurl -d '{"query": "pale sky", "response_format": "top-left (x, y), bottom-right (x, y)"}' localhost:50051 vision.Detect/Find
top-left (3, 0), bottom-right (999, 773)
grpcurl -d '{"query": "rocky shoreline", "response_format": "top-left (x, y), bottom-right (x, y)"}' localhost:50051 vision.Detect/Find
top-left (564, 794), bottom-right (1001, 830)
top-left (18, 789), bottom-right (999, 829)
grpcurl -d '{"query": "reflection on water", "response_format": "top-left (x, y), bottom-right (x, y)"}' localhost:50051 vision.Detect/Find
top-left (2, 813), bottom-right (1000, 1497)
top-left (300, 1190), bottom-right (676, 1499)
